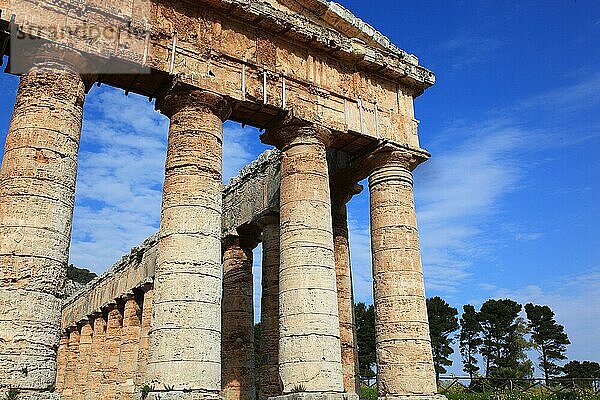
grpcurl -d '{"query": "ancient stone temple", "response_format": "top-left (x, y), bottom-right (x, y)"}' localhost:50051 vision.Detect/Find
top-left (0, 1), bottom-right (439, 400)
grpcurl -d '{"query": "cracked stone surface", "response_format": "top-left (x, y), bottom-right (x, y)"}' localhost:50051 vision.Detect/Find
top-left (265, 124), bottom-right (344, 393)
top-left (147, 89), bottom-right (231, 392)
top-left (368, 158), bottom-right (437, 398)
top-left (222, 234), bottom-right (258, 400)
top-left (258, 216), bottom-right (282, 400)
top-left (0, 61), bottom-right (86, 391)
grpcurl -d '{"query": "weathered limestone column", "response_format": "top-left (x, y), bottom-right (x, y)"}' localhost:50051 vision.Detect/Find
top-left (118, 293), bottom-right (142, 400)
top-left (368, 151), bottom-right (437, 400)
top-left (62, 328), bottom-right (80, 400)
top-left (102, 304), bottom-right (123, 400)
top-left (73, 320), bottom-right (93, 400)
top-left (257, 215), bottom-right (281, 400)
top-left (222, 230), bottom-right (259, 400)
top-left (136, 286), bottom-right (153, 387)
top-left (0, 46), bottom-right (93, 393)
top-left (331, 185), bottom-right (362, 394)
top-left (148, 88), bottom-right (231, 395)
top-left (55, 334), bottom-right (70, 393)
top-left (262, 122), bottom-right (350, 398)
top-left (88, 313), bottom-right (107, 399)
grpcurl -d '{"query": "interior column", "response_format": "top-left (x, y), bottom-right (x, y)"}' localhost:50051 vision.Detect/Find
top-left (258, 215), bottom-right (281, 400)
top-left (222, 231), bottom-right (259, 400)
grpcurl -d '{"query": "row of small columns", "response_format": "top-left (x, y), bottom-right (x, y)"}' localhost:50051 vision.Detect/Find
top-left (0, 46), bottom-right (437, 400)
top-left (54, 285), bottom-right (153, 400)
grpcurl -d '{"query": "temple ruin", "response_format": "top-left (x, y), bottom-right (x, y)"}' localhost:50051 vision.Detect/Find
top-left (0, 0), bottom-right (439, 399)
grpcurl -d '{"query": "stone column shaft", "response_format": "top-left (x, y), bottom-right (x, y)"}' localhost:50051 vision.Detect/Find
top-left (222, 234), bottom-right (257, 400)
top-left (73, 321), bottom-right (93, 400)
top-left (0, 59), bottom-right (88, 391)
top-left (62, 329), bottom-right (80, 400)
top-left (88, 314), bottom-right (107, 398)
top-left (258, 218), bottom-right (281, 400)
top-left (102, 306), bottom-right (123, 400)
top-left (369, 159), bottom-right (436, 399)
top-left (118, 295), bottom-right (142, 400)
top-left (267, 124), bottom-right (344, 393)
top-left (331, 193), bottom-right (360, 394)
top-left (148, 89), bottom-right (231, 394)
top-left (137, 287), bottom-right (153, 387)
top-left (55, 334), bottom-right (70, 393)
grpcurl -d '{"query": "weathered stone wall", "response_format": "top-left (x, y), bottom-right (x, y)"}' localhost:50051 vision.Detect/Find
top-left (1, 0), bottom-right (432, 151)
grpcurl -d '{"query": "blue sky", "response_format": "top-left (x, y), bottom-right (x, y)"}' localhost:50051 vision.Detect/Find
top-left (1, 0), bottom-right (599, 375)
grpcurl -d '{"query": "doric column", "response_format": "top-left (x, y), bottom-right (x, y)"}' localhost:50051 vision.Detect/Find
top-left (0, 45), bottom-right (93, 392)
top-left (368, 151), bottom-right (436, 399)
top-left (118, 293), bottom-right (142, 400)
top-left (222, 229), bottom-right (260, 400)
top-left (148, 88), bottom-right (231, 395)
top-left (88, 313), bottom-right (107, 399)
top-left (331, 185), bottom-right (362, 394)
top-left (55, 333), bottom-right (70, 393)
top-left (262, 122), bottom-right (347, 396)
top-left (62, 328), bottom-right (80, 400)
top-left (257, 215), bottom-right (281, 400)
top-left (73, 319), bottom-right (93, 400)
top-left (136, 286), bottom-right (153, 387)
top-left (102, 304), bottom-right (123, 400)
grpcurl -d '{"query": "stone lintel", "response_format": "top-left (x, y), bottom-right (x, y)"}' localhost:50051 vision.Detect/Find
top-left (0, 392), bottom-right (61, 400)
top-left (146, 391), bottom-right (221, 400)
top-left (269, 392), bottom-right (359, 400)
top-left (379, 396), bottom-right (447, 400)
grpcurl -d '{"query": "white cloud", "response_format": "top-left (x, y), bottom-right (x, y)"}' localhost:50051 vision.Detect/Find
top-left (415, 120), bottom-right (526, 293)
top-left (436, 34), bottom-right (505, 70)
top-left (70, 86), bottom-right (260, 274)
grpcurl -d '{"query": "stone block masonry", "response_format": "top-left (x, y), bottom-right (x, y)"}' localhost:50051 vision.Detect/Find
top-left (0, 0), bottom-right (440, 399)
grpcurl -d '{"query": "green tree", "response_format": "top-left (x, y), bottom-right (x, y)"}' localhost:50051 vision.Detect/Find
top-left (355, 302), bottom-right (376, 380)
top-left (67, 264), bottom-right (97, 284)
top-left (525, 303), bottom-right (571, 383)
top-left (562, 360), bottom-right (600, 389)
top-left (459, 304), bottom-right (482, 379)
top-left (427, 297), bottom-right (459, 381)
top-left (478, 299), bottom-right (533, 378)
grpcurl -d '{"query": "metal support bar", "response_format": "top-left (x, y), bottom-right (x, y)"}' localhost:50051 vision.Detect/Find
top-left (358, 96), bottom-right (364, 134)
top-left (169, 31), bottom-right (177, 75)
top-left (113, 25), bottom-right (121, 56)
top-left (374, 99), bottom-right (380, 138)
top-left (142, 29), bottom-right (150, 66)
top-left (263, 65), bottom-right (268, 104)
top-left (282, 72), bottom-right (287, 109)
top-left (241, 57), bottom-right (246, 101)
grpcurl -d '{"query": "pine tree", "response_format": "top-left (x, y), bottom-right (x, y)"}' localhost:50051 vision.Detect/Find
top-left (459, 304), bottom-right (482, 379)
top-left (427, 297), bottom-right (459, 381)
top-left (355, 302), bottom-right (376, 380)
top-left (525, 303), bottom-right (571, 383)
top-left (478, 299), bottom-right (533, 378)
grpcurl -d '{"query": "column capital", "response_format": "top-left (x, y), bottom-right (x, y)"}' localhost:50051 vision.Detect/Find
top-left (255, 212), bottom-right (279, 229)
top-left (156, 84), bottom-right (232, 120)
top-left (262, 117), bottom-right (332, 150)
top-left (14, 42), bottom-right (97, 89)
top-left (368, 163), bottom-right (414, 189)
top-left (330, 183), bottom-right (363, 209)
top-left (364, 147), bottom-right (429, 176)
top-left (223, 227), bottom-right (261, 253)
